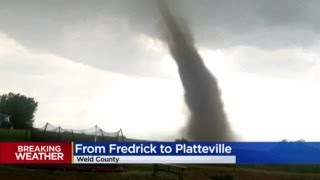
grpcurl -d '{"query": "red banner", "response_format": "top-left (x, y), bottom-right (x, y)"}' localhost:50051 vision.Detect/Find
top-left (0, 142), bottom-right (72, 164)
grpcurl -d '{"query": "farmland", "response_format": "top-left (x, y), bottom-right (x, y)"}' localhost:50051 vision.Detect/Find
top-left (0, 128), bottom-right (30, 141)
top-left (1, 164), bottom-right (320, 180)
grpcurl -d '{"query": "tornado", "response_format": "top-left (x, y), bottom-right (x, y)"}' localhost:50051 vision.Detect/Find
top-left (157, 1), bottom-right (234, 141)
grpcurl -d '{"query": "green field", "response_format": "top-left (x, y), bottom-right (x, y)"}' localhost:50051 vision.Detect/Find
top-left (0, 165), bottom-right (177, 180)
top-left (0, 128), bottom-right (30, 141)
top-left (1, 128), bottom-right (320, 179)
top-left (1, 164), bottom-right (320, 180)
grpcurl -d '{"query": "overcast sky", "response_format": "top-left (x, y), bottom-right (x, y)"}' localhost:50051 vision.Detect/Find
top-left (1, 0), bottom-right (320, 141)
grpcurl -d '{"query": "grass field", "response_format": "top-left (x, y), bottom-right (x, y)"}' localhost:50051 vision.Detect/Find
top-left (0, 128), bottom-right (30, 141)
top-left (1, 164), bottom-right (320, 180)
top-left (1, 128), bottom-right (320, 179)
top-left (0, 165), bottom-right (176, 180)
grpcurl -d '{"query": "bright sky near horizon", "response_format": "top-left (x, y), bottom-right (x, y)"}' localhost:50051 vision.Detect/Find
top-left (1, 0), bottom-right (320, 141)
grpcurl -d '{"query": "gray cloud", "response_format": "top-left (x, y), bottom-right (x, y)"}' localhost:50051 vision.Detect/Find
top-left (0, 0), bottom-right (319, 77)
top-left (223, 46), bottom-right (318, 78)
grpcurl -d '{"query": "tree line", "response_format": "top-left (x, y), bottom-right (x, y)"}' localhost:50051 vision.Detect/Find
top-left (0, 92), bottom-right (37, 129)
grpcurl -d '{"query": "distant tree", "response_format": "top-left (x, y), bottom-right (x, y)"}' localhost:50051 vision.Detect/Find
top-left (0, 92), bottom-right (38, 129)
top-left (175, 137), bottom-right (188, 142)
top-left (281, 139), bottom-right (305, 142)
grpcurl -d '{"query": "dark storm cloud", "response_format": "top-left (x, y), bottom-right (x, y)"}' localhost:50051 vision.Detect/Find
top-left (0, 0), bottom-right (319, 76)
top-left (174, 0), bottom-right (320, 49)
top-left (0, 0), bottom-right (162, 76)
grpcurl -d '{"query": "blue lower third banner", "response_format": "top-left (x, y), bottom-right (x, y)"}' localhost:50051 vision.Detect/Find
top-left (72, 142), bottom-right (320, 164)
